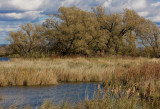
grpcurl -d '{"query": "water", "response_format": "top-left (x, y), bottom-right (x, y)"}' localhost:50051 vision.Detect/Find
top-left (0, 57), bottom-right (10, 61)
top-left (0, 83), bottom-right (100, 108)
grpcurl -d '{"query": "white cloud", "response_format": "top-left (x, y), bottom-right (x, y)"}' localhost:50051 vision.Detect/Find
top-left (9, 0), bottom-right (44, 10)
top-left (129, 0), bottom-right (147, 10)
top-left (0, 0), bottom-right (49, 21)
top-left (61, 0), bottom-right (80, 6)
top-left (151, 2), bottom-right (160, 7)
top-left (138, 11), bottom-right (149, 17)
top-left (103, 0), bottom-right (112, 7)
top-left (0, 27), bottom-right (17, 32)
top-left (0, 11), bottom-right (43, 20)
top-left (0, 0), bottom-right (49, 11)
top-left (99, 0), bottom-right (160, 22)
top-left (0, 0), bottom-right (159, 22)
top-left (148, 15), bottom-right (160, 22)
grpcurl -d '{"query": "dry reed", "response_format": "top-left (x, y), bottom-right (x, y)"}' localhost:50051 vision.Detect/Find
top-left (0, 57), bottom-right (158, 86)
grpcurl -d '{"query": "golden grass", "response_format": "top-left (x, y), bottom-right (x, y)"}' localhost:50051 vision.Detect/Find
top-left (0, 56), bottom-right (159, 87)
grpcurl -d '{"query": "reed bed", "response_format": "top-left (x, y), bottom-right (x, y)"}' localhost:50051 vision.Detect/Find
top-left (0, 56), bottom-right (158, 86)
top-left (104, 61), bottom-right (160, 108)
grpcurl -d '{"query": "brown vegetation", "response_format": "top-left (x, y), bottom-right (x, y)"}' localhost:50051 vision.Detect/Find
top-left (0, 57), bottom-right (158, 86)
top-left (0, 57), bottom-right (110, 86)
top-left (103, 61), bottom-right (160, 108)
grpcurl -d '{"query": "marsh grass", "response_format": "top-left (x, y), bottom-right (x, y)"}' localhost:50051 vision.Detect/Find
top-left (104, 61), bottom-right (160, 108)
top-left (0, 56), bottom-right (157, 86)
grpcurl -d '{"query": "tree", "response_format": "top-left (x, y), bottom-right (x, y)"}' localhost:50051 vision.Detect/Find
top-left (92, 7), bottom-right (141, 55)
top-left (44, 6), bottom-right (106, 55)
top-left (136, 19), bottom-right (160, 57)
top-left (8, 6), bottom-right (160, 58)
top-left (8, 23), bottom-right (45, 57)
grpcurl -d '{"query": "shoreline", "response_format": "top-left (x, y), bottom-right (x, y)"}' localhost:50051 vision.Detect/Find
top-left (0, 57), bottom-right (159, 108)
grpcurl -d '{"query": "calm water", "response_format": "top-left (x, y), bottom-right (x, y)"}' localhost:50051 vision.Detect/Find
top-left (0, 57), bottom-right (10, 61)
top-left (0, 83), bottom-right (100, 108)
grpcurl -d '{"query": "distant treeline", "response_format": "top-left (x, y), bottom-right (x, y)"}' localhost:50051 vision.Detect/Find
top-left (6, 6), bottom-right (160, 58)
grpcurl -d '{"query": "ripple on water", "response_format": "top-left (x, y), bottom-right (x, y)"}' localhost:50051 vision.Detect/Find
top-left (0, 83), bottom-right (100, 108)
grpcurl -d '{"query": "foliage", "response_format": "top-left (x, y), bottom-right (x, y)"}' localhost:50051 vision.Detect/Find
top-left (8, 23), bottom-right (46, 57)
top-left (7, 6), bottom-right (160, 57)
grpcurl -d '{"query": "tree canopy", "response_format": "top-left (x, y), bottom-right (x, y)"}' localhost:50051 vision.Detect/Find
top-left (8, 6), bottom-right (160, 58)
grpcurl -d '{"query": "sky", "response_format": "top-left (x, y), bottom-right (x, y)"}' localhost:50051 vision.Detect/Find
top-left (0, 0), bottom-right (160, 44)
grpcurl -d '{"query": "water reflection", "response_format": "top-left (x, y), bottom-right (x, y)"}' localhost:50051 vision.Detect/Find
top-left (0, 83), bottom-right (99, 108)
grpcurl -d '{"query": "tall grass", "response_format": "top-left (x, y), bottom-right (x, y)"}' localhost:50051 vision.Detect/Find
top-left (0, 56), bottom-right (158, 86)
top-left (104, 61), bottom-right (160, 108)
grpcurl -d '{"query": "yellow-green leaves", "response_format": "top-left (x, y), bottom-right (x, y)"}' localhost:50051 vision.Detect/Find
top-left (8, 23), bottom-right (45, 57)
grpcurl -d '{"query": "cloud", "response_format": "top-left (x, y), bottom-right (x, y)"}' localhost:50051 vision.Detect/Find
top-left (61, 0), bottom-right (80, 6)
top-left (0, 27), bottom-right (17, 32)
top-left (129, 0), bottom-right (147, 10)
top-left (0, 11), bottom-right (43, 21)
top-left (151, 2), bottom-right (160, 7)
top-left (0, 0), bottom-right (160, 44)
top-left (0, 0), bottom-right (49, 22)
top-left (103, 0), bottom-right (112, 7)
top-left (138, 11), bottom-right (149, 17)
top-left (148, 15), bottom-right (160, 22)
top-left (0, 23), bottom-right (18, 32)
top-left (0, 0), bottom-right (160, 21)
top-left (99, 0), bottom-right (160, 22)
top-left (0, 0), bottom-right (50, 11)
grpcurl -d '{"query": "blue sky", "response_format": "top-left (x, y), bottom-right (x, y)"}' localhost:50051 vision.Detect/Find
top-left (0, 0), bottom-right (160, 44)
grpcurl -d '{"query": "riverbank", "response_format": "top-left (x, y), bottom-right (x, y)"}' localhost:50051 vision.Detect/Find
top-left (0, 56), bottom-right (160, 108)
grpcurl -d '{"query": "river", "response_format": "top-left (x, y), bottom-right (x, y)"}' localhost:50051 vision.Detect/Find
top-left (0, 83), bottom-right (100, 108)
top-left (0, 57), bottom-right (10, 61)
